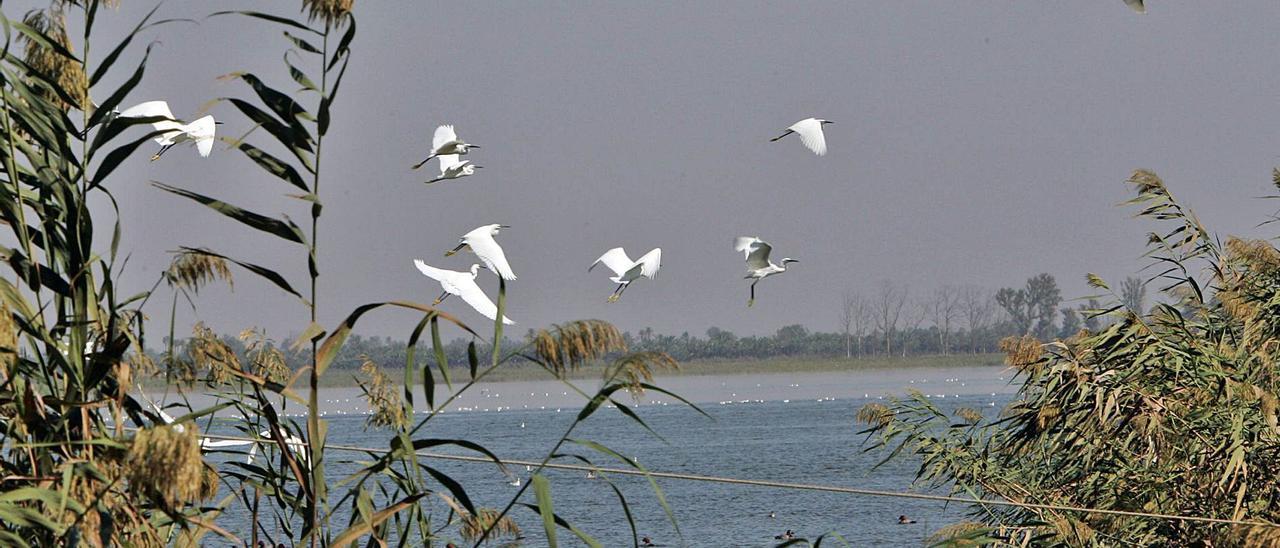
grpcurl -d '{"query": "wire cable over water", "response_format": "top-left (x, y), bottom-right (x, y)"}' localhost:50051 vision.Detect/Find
top-left (195, 432), bottom-right (1276, 528)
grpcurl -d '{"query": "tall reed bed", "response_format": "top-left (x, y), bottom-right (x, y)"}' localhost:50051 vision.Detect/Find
top-left (0, 2), bottom-right (692, 545)
top-left (861, 170), bottom-right (1280, 546)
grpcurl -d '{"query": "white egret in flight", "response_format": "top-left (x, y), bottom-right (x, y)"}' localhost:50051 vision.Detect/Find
top-left (770, 117), bottom-right (833, 156)
top-left (589, 247), bottom-right (661, 302)
top-left (414, 260), bottom-right (515, 324)
top-left (735, 236), bottom-right (798, 307)
top-left (117, 100), bottom-right (218, 161)
top-left (446, 224), bottom-right (517, 280)
top-left (1123, 0), bottom-right (1145, 13)
top-left (425, 154), bottom-right (481, 184)
top-left (137, 391), bottom-right (307, 465)
top-left (412, 124), bottom-right (480, 169)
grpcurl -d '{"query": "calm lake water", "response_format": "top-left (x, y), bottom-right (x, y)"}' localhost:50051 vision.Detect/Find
top-left (195, 366), bottom-right (1020, 546)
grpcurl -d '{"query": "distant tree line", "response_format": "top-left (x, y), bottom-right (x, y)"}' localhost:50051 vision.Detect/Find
top-left (158, 273), bottom-right (1147, 373)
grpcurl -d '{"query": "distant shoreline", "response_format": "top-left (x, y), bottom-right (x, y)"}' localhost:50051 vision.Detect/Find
top-left (141, 353), bottom-right (1007, 389)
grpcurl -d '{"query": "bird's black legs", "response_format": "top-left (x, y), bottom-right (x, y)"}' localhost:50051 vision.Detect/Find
top-left (608, 283), bottom-right (626, 303)
top-left (748, 280), bottom-right (758, 307)
top-left (769, 129), bottom-right (794, 142)
top-left (150, 143), bottom-right (174, 162)
top-left (445, 243), bottom-right (467, 257)
top-left (411, 154), bottom-right (436, 170)
top-left (433, 291), bottom-right (449, 306)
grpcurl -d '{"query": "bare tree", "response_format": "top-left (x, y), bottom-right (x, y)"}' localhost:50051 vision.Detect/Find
top-left (874, 281), bottom-right (907, 356)
top-left (960, 285), bottom-right (996, 354)
top-left (1121, 276), bottom-right (1146, 315)
top-left (902, 296), bottom-right (929, 357)
top-left (853, 295), bottom-right (871, 357)
top-left (929, 285), bottom-right (961, 355)
top-left (839, 291), bottom-right (856, 359)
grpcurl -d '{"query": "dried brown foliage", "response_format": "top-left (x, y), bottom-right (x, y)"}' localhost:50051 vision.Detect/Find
top-left (125, 424), bottom-right (216, 509)
top-left (302, 0), bottom-right (353, 25)
top-left (166, 251), bottom-right (234, 294)
top-left (531, 320), bottom-right (627, 375)
top-left (357, 357), bottom-right (406, 430)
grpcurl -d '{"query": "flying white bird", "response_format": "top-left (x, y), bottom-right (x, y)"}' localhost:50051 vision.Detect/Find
top-left (770, 117), bottom-right (833, 156)
top-left (414, 260), bottom-right (515, 324)
top-left (412, 124), bottom-right (480, 170)
top-left (588, 247), bottom-right (662, 302)
top-left (425, 154), bottom-right (481, 184)
top-left (735, 236), bottom-right (798, 307)
top-left (1123, 0), bottom-right (1145, 13)
top-left (138, 392), bottom-right (307, 465)
top-left (446, 224), bottom-right (517, 280)
top-left (117, 100), bottom-right (218, 161)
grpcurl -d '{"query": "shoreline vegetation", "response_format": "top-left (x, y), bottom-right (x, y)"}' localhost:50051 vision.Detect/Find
top-left (140, 352), bottom-right (1006, 389)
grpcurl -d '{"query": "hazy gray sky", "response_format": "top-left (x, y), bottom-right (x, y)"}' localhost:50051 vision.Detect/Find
top-left (54, 1), bottom-right (1280, 341)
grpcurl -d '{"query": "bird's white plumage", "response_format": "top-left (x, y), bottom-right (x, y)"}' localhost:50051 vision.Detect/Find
top-left (118, 100), bottom-right (218, 158)
top-left (589, 247), bottom-right (661, 301)
top-left (590, 247), bottom-right (635, 278)
top-left (118, 100), bottom-right (182, 144)
top-left (788, 118), bottom-right (828, 156)
top-left (187, 115), bottom-right (217, 157)
top-left (461, 225), bottom-right (516, 280)
top-left (432, 124), bottom-right (458, 151)
top-left (438, 154), bottom-right (462, 173)
top-left (735, 236), bottom-right (773, 270)
top-left (414, 260), bottom-right (514, 324)
top-left (117, 100), bottom-right (174, 119)
top-left (634, 248), bottom-right (662, 279)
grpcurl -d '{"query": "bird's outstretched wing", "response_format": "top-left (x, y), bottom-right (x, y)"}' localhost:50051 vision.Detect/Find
top-left (469, 233), bottom-right (517, 280)
top-left (456, 277), bottom-right (515, 325)
top-left (119, 100), bottom-right (182, 144)
top-left (130, 384), bottom-right (179, 423)
top-left (790, 118), bottom-right (827, 156)
top-left (186, 115), bottom-right (217, 157)
top-left (589, 247), bottom-right (633, 277)
top-left (438, 154), bottom-right (462, 173)
top-left (636, 248), bottom-right (661, 279)
top-left (735, 236), bottom-right (772, 269)
top-left (201, 439), bottom-right (254, 448)
top-left (433, 124), bottom-right (458, 151)
top-left (1123, 0), bottom-right (1145, 13)
top-left (118, 100), bottom-right (174, 120)
top-left (413, 259), bottom-right (449, 282)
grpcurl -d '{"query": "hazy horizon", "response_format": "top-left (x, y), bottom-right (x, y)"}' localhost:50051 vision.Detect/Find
top-left (47, 1), bottom-right (1280, 340)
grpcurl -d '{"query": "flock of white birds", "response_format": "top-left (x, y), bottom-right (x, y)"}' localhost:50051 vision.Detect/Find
top-left (406, 116), bottom-right (832, 324)
top-left (114, 98), bottom-right (833, 323)
top-left (122, 0), bottom-right (1155, 323)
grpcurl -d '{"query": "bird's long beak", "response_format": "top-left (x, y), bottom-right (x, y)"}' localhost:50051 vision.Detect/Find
top-left (470, 144), bottom-right (481, 148)
top-left (500, 224), bottom-right (511, 229)
top-left (473, 165), bottom-right (484, 169)
top-left (821, 120), bottom-right (834, 125)
top-left (445, 243), bottom-right (467, 256)
top-left (214, 121), bottom-right (225, 125)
